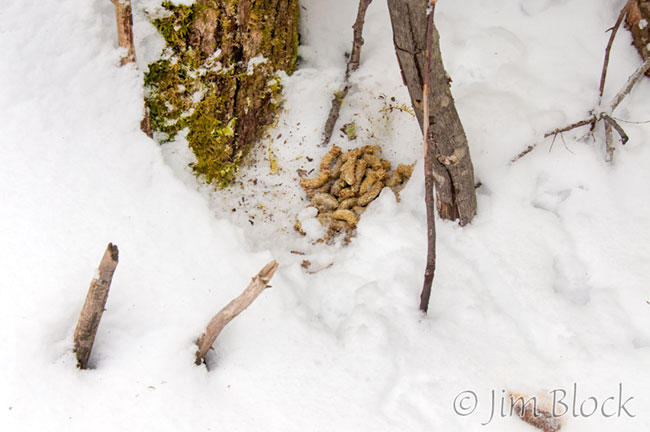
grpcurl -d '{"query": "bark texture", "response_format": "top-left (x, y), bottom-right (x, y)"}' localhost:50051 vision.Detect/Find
top-left (73, 243), bottom-right (119, 369)
top-left (145, 0), bottom-right (299, 186)
top-left (195, 260), bottom-right (278, 366)
top-left (387, 0), bottom-right (477, 225)
top-left (626, 1), bottom-right (650, 76)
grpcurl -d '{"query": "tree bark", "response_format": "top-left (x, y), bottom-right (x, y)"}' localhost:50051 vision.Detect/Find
top-left (195, 260), bottom-right (278, 366)
top-left (387, 0), bottom-right (477, 226)
top-left (145, 0), bottom-right (299, 185)
top-left (73, 243), bottom-right (119, 369)
top-left (626, 1), bottom-right (650, 77)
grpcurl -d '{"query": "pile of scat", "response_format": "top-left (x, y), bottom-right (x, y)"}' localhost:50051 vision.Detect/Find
top-left (296, 145), bottom-right (414, 243)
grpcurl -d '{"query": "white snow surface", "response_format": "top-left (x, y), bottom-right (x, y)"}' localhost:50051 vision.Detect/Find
top-left (2, 0), bottom-right (650, 431)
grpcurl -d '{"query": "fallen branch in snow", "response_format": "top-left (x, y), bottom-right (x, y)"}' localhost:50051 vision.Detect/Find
top-left (321, 0), bottom-right (373, 146)
top-left (73, 243), bottom-right (119, 369)
top-left (513, 55), bottom-right (650, 163)
top-left (420, 0), bottom-right (437, 314)
top-left (109, 0), bottom-right (152, 137)
top-left (195, 260), bottom-right (279, 366)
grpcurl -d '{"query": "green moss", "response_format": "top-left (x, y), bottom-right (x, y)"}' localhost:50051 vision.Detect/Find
top-left (145, 0), bottom-right (299, 187)
top-left (342, 122), bottom-right (357, 140)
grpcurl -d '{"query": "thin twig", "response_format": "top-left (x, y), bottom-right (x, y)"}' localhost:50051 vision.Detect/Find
top-left (601, 114), bottom-right (629, 144)
top-left (543, 118), bottom-right (596, 138)
top-left (609, 55), bottom-right (650, 112)
top-left (598, 0), bottom-right (632, 102)
top-left (420, 0), bottom-right (437, 314)
top-left (605, 120), bottom-right (615, 163)
top-left (321, 0), bottom-right (373, 146)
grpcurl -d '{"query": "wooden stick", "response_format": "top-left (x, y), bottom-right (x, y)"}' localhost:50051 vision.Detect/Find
top-left (598, 0), bottom-right (632, 102)
top-left (543, 118), bottom-right (596, 138)
top-left (195, 260), bottom-right (279, 365)
top-left (321, 0), bottom-right (373, 146)
top-left (110, 0), bottom-right (137, 66)
top-left (109, 0), bottom-right (153, 137)
top-left (73, 243), bottom-right (119, 369)
top-left (604, 120), bottom-right (615, 163)
top-left (420, 0), bottom-right (437, 314)
top-left (609, 55), bottom-right (650, 112)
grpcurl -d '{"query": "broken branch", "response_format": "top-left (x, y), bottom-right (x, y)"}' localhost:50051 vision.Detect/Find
top-left (195, 260), bottom-right (279, 366)
top-left (73, 243), bottom-right (119, 369)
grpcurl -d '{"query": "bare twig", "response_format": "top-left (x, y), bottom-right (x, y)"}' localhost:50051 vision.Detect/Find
top-left (420, 0), bottom-right (437, 314)
top-left (601, 114), bottom-right (629, 144)
top-left (543, 118), bottom-right (596, 138)
top-left (598, 0), bottom-right (633, 102)
top-left (195, 260), bottom-right (279, 366)
top-left (604, 120), bottom-right (615, 162)
top-left (609, 55), bottom-right (650, 111)
top-left (515, 53), bottom-right (650, 163)
top-left (73, 243), bottom-right (119, 369)
top-left (321, 0), bottom-right (373, 146)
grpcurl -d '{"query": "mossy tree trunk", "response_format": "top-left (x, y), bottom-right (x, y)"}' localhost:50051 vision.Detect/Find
top-left (145, 0), bottom-right (299, 186)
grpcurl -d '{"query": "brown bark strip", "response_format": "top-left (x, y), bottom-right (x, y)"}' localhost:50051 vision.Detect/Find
top-left (387, 0), bottom-right (477, 226)
top-left (420, 0), bottom-right (436, 314)
top-left (73, 243), bottom-right (119, 369)
top-left (109, 0), bottom-right (153, 137)
top-left (322, 0), bottom-right (373, 146)
top-left (195, 260), bottom-right (279, 366)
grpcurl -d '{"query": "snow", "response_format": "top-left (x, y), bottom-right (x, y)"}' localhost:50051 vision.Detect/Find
top-left (2, 0), bottom-right (650, 431)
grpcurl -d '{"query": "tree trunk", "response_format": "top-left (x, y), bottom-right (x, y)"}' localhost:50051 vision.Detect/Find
top-left (145, 0), bottom-right (299, 186)
top-left (386, 0), bottom-right (477, 226)
top-left (626, 0), bottom-right (650, 76)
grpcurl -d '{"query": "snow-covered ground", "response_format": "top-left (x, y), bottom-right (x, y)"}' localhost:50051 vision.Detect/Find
top-left (1, 0), bottom-right (649, 430)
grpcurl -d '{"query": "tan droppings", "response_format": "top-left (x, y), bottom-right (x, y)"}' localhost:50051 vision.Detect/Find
top-left (299, 145), bottom-right (413, 243)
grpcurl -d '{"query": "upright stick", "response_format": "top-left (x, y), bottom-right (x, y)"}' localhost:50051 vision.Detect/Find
top-left (420, 0), bottom-right (437, 314)
top-left (322, 0), bottom-right (373, 146)
top-left (110, 0), bottom-right (137, 65)
top-left (73, 243), bottom-right (119, 369)
top-left (109, 0), bottom-right (153, 137)
top-left (195, 261), bottom-right (279, 366)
